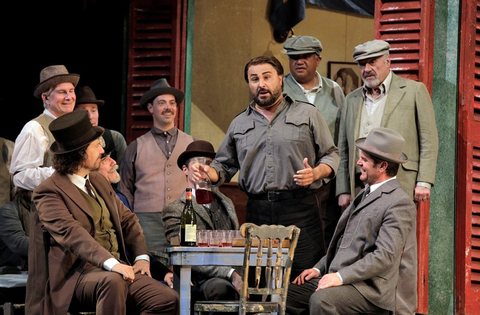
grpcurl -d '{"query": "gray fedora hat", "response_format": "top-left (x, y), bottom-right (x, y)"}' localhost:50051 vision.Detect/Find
top-left (353, 40), bottom-right (390, 61)
top-left (33, 65), bottom-right (80, 98)
top-left (177, 140), bottom-right (216, 169)
top-left (139, 78), bottom-right (185, 110)
top-left (75, 86), bottom-right (105, 107)
top-left (49, 110), bottom-right (104, 154)
top-left (283, 36), bottom-right (323, 56)
top-left (355, 127), bottom-right (408, 164)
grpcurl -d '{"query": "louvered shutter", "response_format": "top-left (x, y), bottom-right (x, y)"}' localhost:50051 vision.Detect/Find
top-left (456, 0), bottom-right (480, 313)
top-left (374, 1), bottom-right (436, 312)
top-left (126, 0), bottom-right (187, 143)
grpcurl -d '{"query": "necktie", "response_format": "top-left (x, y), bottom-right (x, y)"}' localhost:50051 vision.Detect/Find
top-left (361, 186), bottom-right (370, 201)
top-left (85, 178), bottom-right (96, 199)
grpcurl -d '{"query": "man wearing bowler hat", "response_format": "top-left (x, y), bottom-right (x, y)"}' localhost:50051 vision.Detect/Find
top-left (10, 65), bottom-right (79, 192)
top-left (336, 39), bottom-right (438, 314)
top-left (119, 78), bottom-right (194, 265)
top-left (286, 127), bottom-right (416, 314)
top-left (26, 110), bottom-right (179, 315)
top-left (283, 35), bottom-right (345, 250)
top-left (163, 140), bottom-right (241, 307)
top-left (74, 85), bottom-right (127, 165)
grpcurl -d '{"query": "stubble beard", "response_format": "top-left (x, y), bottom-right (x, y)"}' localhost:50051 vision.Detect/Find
top-left (253, 86), bottom-right (282, 108)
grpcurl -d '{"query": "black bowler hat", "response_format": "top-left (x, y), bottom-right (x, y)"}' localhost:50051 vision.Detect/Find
top-left (177, 140), bottom-right (216, 169)
top-left (75, 86), bottom-right (105, 107)
top-left (49, 110), bottom-right (104, 154)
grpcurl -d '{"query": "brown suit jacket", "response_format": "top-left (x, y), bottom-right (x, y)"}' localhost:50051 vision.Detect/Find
top-left (26, 171), bottom-right (149, 315)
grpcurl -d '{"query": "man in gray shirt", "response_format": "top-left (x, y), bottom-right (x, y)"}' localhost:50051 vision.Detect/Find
top-left (194, 55), bottom-right (340, 278)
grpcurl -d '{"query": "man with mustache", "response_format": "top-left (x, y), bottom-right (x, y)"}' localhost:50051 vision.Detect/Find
top-left (119, 78), bottom-right (194, 266)
top-left (282, 35), bottom-right (345, 250)
top-left (193, 55), bottom-right (340, 278)
top-left (336, 40), bottom-right (438, 314)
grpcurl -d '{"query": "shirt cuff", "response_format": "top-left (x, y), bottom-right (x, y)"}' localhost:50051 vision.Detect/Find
top-left (103, 258), bottom-right (120, 271)
top-left (227, 268), bottom-right (235, 280)
top-left (416, 182), bottom-right (431, 189)
top-left (134, 255), bottom-right (150, 263)
top-left (336, 272), bottom-right (343, 284)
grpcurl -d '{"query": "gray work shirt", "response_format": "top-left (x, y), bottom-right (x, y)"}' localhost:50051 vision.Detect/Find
top-left (210, 95), bottom-right (340, 194)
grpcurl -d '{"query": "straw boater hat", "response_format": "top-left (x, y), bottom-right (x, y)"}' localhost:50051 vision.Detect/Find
top-left (49, 110), bottom-right (104, 154)
top-left (75, 86), bottom-right (105, 107)
top-left (33, 65), bottom-right (80, 98)
top-left (177, 140), bottom-right (216, 169)
top-left (139, 78), bottom-right (184, 110)
top-left (355, 127), bottom-right (408, 164)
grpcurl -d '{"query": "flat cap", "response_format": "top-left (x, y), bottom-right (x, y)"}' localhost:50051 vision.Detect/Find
top-left (353, 40), bottom-right (390, 61)
top-left (283, 36), bottom-right (323, 56)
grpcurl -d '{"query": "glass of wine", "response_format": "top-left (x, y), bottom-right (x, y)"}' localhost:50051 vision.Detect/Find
top-left (193, 157), bottom-right (214, 204)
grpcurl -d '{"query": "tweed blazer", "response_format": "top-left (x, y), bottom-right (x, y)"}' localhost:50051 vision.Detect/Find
top-left (315, 179), bottom-right (416, 311)
top-left (26, 171), bottom-right (149, 315)
top-left (335, 72), bottom-right (438, 199)
top-left (162, 189), bottom-right (239, 283)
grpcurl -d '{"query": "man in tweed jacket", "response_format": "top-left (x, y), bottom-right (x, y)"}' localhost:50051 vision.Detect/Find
top-left (286, 128), bottom-right (416, 314)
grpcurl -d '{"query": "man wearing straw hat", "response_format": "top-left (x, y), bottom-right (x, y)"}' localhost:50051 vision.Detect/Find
top-left (286, 127), bottom-right (416, 314)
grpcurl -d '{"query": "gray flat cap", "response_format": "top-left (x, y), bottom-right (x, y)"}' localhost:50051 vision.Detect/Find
top-left (283, 36), bottom-right (323, 56)
top-left (353, 40), bottom-right (390, 61)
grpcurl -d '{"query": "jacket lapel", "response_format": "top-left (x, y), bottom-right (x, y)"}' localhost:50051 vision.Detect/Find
top-left (382, 73), bottom-right (406, 126)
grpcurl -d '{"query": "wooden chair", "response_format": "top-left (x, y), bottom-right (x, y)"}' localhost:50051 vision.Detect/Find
top-left (194, 223), bottom-right (300, 315)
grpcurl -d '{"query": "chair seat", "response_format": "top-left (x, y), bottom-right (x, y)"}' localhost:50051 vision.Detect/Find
top-left (194, 300), bottom-right (279, 314)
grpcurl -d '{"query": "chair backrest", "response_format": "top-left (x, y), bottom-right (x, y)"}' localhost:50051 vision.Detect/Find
top-left (239, 223), bottom-right (300, 315)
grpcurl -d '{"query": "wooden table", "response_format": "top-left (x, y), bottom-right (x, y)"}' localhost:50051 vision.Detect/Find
top-left (166, 246), bottom-right (288, 315)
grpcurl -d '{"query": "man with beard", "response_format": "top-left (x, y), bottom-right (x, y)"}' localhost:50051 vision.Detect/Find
top-left (335, 40), bottom-right (438, 314)
top-left (191, 55), bottom-right (340, 278)
top-left (119, 78), bottom-right (194, 266)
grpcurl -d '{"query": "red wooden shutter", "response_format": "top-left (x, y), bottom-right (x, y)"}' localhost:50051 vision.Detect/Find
top-left (374, 1), bottom-right (436, 312)
top-left (456, 0), bottom-right (480, 313)
top-left (126, 0), bottom-right (187, 143)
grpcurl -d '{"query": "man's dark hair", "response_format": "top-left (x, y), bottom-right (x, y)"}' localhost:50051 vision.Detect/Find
top-left (370, 154), bottom-right (400, 176)
top-left (53, 146), bottom-right (89, 175)
top-left (244, 55), bottom-right (284, 83)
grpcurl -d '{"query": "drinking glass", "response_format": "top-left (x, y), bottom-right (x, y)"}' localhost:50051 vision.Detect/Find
top-left (193, 157), bottom-right (214, 204)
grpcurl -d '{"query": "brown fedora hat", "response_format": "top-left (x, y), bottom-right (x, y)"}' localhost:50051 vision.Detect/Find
top-left (33, 65), bottom-right (80, 98)
top-left (355, 127), bottom-right (408, 164)
top-left (75, 86), bottom-right (105, 107)
top-left (177, 140), bottom-right (216, 169)
top-left (49, 110), bottom-right (104, 154)
top-left (139, 78), bottom-right (184, 110)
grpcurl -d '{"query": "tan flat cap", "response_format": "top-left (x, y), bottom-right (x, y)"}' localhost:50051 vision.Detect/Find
top-left (353, 40), bottom-right (390, 61)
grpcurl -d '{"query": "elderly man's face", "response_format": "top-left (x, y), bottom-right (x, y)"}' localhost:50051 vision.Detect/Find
top-left (288, 53), bottom-right (321, 85)
top-left (42, 82), bottom-right (76, 118)
top-left (358, 55), bottom-right (391, 89)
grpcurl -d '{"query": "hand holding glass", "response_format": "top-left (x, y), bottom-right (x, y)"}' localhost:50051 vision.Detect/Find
top-left (192, 157), bottom-right (214, 204)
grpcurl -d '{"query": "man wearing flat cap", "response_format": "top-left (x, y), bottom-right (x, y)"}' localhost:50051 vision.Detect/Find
top-left (336, 39), bottom-right (438, 314)
top-left (26, 110), bottom-right (179, 315)
top-left (286, 127), bottom-right (416, 314)
top-left (283, 35), bottom-right (346, 250)
top-left (119, 78), bottom-right (194, 265)
top-left (10, 65), bottom-right (80, 193)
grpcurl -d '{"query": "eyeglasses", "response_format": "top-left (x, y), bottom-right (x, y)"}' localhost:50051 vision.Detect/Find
top-left (288, 53), bottom-right (316, 61)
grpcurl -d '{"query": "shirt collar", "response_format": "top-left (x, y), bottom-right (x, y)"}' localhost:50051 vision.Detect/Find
top-left (292, 71), bottom-right (322, 93)
top-left (68, 173), bottom-right (88, 190)
top-left (368, 176), bottom-right (396, 194)
top-left (151, 125), bottom-right (178, 136)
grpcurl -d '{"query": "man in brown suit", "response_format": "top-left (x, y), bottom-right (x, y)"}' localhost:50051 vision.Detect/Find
top-left (26, 110), bottom-right (179, 315)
